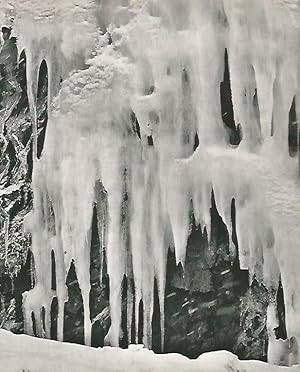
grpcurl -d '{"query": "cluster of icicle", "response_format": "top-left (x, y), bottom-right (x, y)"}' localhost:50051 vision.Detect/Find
top-left (3, 0), bottom-right (300, 362)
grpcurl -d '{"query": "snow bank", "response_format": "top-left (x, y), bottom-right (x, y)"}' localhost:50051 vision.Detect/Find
top-left (0, 330), bottom-right (297, 372)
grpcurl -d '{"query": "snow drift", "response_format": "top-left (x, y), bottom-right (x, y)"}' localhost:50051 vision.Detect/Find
top-left (0, 329), bottom-right (298, 372)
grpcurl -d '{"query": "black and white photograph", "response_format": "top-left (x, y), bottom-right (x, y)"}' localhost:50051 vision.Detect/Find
top-left (0, 0), bottom-right (299, 371)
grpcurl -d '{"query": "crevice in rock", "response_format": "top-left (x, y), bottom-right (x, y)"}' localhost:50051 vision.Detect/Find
top-left (275, 280), bottom-right (287, 340)
top-left (31, 311), bottom-right (37, 337)
top-left (63, 261), bottom-right (84, 345)
top-left (231, 198), bottom-right (238, 250)
top-left (147, 135), bottom-right (154, 146)
top-left (120, 274), bottom-right (128, 348)
top-left (131, 111), bottom-right (141, 139)
top-left (220, 48), bottom-right (241, 146)
top-left (152, 277), bottom-right (162, 353)
top-left (50, 296), bottom-right (58, 340)
top-left (41, 305), bottom-right (46, 334)
top-left (90, 204), bottom-right (109, 347)
top-left (51, 250), bottom-right (56, 291)
top-left (138, 299), bottom-right (144, 344)
top-left (288, 96), bottom-right (297, 157)
top-left (36, 59), bottom-right (48, 159)
top-left (193, 132), bottom-right (199, 152)
top-left (182, 68), bottom-right (189, 84)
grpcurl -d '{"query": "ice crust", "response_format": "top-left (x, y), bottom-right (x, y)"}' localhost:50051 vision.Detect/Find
top-left (1, 0), bottom-right (300, 364)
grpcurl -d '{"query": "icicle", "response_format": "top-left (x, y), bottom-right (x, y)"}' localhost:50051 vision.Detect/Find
top-left (22, 292), bottom-right (34, 336)
top-left (53, 232), bottom-right (68, 342)
top-left (74, 232), bottom-right (92, 346)
top-left (167, 160), bottom-right (190, 266)
top-left (150, 188), bottom-right (167, 351)
top-left (129, 156), bottom-right (145, 344)
top-left (46, 55), bottom-right (61, 117)
top-left (134, 296), bottom-right (141, 344)
top-left (100, 143), bottom-right (126, 346)
top-left (95, 180), bottom-right (108, 287)
top-left (142, 279), bottom-right (154, 349)
top-left (126, 275), bottom-right (133, 344)
top-left (56, 298), bottom-right (65, 342)
top-left (30, 252), bottom-right (35, 289)
top-left (253, 66), bottom-right (275, 140)
top-left (158, 279), bottom-right (165, 351)
top-left (43, 303), bottom-right (51, 339)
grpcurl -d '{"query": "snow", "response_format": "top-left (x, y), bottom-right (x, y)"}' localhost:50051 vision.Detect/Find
top-left (0, 329), bottom-right (298, 372)
top-left (0, 0), bottom-right (299, 366)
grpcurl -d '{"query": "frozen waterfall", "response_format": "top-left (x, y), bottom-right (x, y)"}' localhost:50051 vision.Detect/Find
top-left (0, 0), bottom-right (300, 367)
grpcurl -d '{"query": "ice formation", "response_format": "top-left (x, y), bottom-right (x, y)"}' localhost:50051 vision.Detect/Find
top-left (1, 0), bottom-right (300, 365)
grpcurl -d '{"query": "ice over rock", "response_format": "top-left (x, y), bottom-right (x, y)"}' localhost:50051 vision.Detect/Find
top-left (2, 0), bottom-right (300, 365)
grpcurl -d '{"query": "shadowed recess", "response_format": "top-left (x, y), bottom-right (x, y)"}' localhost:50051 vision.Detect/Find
top-left (288, 97), bottom-right (297, 157)
top-left (36, 59), bottom-right (48, 159)
top-left (220, 49), bottom-right (241, 146)
top-left (63, 262), bottom-right (84, 345)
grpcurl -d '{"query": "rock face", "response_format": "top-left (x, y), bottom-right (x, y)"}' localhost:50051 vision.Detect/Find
top-left (0, 43), bottom-right (33, 335)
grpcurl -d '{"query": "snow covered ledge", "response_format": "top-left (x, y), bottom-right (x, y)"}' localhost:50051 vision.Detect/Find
top-left (0, 330), bottom-right (298, 372)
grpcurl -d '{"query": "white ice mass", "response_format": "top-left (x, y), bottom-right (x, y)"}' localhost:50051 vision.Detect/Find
top-left (0, 0), bottom-right (300, 368)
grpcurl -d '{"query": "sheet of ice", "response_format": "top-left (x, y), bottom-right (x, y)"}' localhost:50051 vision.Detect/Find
top-left (2, 0), bottom-right (300, 365)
